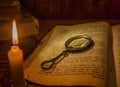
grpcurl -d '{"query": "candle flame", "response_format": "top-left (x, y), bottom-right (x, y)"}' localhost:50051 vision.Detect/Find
top-left (12, 20), bottom-right (18, 45)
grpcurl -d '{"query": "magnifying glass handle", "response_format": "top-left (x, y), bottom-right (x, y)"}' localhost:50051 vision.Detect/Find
top-left (41, 59), bottom-right (55, 70)
top-left (41, 50), bottom-right (68, 70)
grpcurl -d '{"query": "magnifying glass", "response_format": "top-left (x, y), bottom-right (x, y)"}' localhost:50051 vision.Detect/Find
top-left (40, 35), bottom-right (93, 71)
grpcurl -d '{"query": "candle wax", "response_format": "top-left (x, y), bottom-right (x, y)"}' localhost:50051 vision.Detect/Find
top-left (8, 46), bottom-right (25, 87)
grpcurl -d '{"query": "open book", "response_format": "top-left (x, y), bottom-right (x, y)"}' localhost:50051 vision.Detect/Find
top-left (24, 21), bottom-right (120, 87)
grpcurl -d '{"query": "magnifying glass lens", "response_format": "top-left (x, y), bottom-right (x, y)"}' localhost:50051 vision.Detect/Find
top-left (65, 35), bottom-right (93, 51)
top-left (68, 38), bottom-right (90, 48)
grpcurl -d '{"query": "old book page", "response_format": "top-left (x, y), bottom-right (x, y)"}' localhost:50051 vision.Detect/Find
top-left (24, 22), bottom-right (109, 87)
top-left (112, 25), bottom-right (120, 87)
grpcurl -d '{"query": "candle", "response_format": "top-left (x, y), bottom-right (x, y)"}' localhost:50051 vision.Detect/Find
top-left (8, 20), bottom-right (25, 87)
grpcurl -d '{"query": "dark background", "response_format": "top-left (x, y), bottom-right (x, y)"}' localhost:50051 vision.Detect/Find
top-left (22, 0), bottom-right (120, 19)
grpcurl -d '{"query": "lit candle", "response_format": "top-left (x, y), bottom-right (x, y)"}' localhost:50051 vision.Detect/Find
top-left (8, 20), bottom-right (25, 87)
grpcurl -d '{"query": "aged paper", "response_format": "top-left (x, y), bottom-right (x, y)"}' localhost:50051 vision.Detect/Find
top-left (112, 25), bottom-right (120, 87)
top-left (24, 22), bottom-right (109, 87)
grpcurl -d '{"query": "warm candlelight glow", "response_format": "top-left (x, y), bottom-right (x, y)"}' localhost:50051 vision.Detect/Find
top-left (12, 20), bottom-right (18, 45)
top-left (8, 19), bottom-right (25, 87)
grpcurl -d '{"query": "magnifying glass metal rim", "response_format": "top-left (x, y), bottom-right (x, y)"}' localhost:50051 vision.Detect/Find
top-left (65, 35), bottom-right (93, 51)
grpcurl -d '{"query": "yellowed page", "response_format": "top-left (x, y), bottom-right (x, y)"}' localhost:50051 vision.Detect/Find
top-left (24, 22), bottom-right (109, 87)
top-left (112, 25), bottom-right (120, 87)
